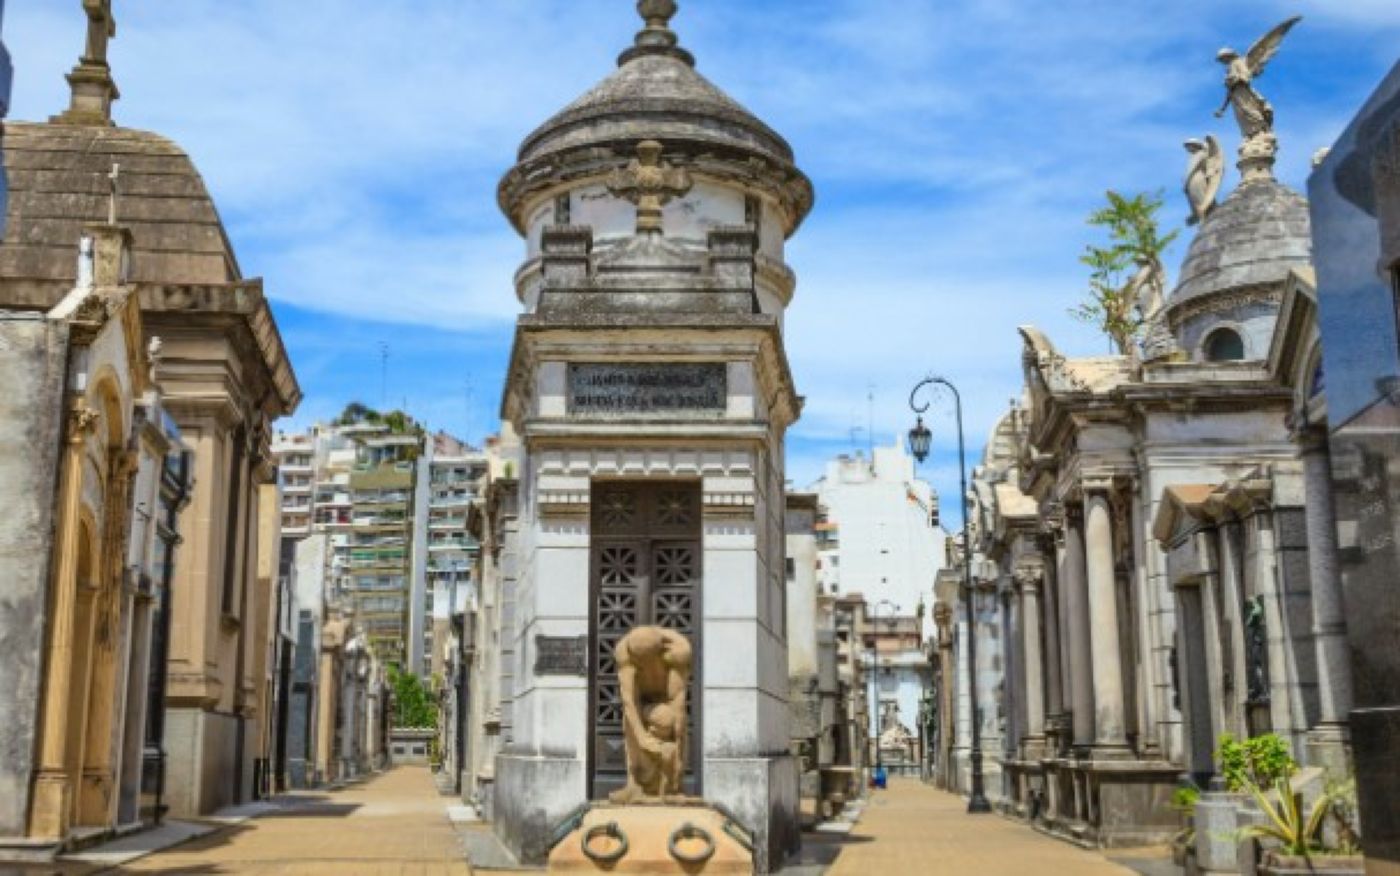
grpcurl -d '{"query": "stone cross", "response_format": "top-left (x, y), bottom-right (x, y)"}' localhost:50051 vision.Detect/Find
top-left (82, 0), bottom-right (116, 66)
top-left (605, 140), bottom-right (693, 236)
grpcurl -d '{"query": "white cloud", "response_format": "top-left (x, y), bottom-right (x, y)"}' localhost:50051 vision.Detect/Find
top-left (8, 0), bottom-right (1400, 525)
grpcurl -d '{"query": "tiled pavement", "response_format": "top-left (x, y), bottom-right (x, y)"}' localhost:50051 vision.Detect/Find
top-left (30, 769), bottom-right (1173, 874)
top-left (807, 778), bottom-right (1167, 875)
top-left (116, 767), bottom-right (471, 875)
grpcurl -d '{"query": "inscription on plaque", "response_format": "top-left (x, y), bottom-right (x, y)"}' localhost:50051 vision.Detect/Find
top-left (568, 363), bottom-right (726, 416)
top-left (534, 635), bottom-right (588, 677)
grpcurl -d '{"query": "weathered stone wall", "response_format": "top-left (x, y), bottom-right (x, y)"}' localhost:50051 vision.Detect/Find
top-left (0, 315), bottom-right (68, 836)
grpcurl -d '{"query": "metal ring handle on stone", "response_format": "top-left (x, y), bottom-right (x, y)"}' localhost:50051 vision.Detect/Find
top-left (581, 821), bottom-right (629, 865)
top-left (668, 821), bottom-right (716, 865)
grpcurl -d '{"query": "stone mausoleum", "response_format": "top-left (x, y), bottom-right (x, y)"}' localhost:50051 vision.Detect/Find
top-left (490, 1), bottom-right (813, 871)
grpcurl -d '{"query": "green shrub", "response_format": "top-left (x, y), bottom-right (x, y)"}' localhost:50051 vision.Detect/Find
top-left (1217, 732), bottom-right (1296, 792)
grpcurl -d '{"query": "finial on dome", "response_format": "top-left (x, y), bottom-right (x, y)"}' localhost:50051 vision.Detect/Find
top-left (52, 0), bottom-right (120, 126)
top-left (619, 0), bottom-right (695, 67)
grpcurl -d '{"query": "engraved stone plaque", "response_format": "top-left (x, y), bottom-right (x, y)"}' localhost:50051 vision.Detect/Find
top-left (567, 363), bottom-right (726, 417)
top-left (534, 635), bottom-right (588, 677)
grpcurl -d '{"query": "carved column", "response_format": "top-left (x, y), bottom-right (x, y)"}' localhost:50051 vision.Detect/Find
top-left (1016, 563), bottom-right (1047, 759)
top-left (1063, 507), bottom-right (1094, 750)
top-left (77, 447), bottom-right (140, 826)
top-left (30, 404), bottom-right (101, 839)
top-left (1084, 483), bottom-right (1128, 753)
top-left (934, 603), bottom-right (955, 789)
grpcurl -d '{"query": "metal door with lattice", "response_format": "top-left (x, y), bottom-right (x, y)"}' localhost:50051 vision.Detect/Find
top-left (589, 481), bottom-right (702, 799)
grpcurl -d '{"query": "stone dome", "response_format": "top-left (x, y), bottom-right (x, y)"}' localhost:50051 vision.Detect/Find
top-left (1167, 177), bottom-right (1311, 310)
top-left (518, 53), bottom-right (795, 169)
top-left (498, 1), bottom-right (813, 237)
top-left (1, 121), bottom-right (240, 308)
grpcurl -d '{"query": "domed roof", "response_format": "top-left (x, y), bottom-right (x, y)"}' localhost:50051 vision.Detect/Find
top-left (1, 121), bottom-right (240, 305)
top-left (499, 0), bottom-right (813, 235)
top-left (518, 53), bottom-right (794, 168)
top-left (1167, 177), bottom-right (1311, 310)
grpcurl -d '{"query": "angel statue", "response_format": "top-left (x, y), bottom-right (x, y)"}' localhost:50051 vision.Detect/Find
top-left (1126, 256), bottom-right (1167, 326)
top-left (1183, 137), bottom-right (1224, 226)
top-left (1214, 16), bottom-right (1302, 141)
top-left (1128, 255), bottom-right (1178, 361)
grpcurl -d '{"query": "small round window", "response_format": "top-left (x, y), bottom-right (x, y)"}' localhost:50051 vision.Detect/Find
top-left (1204, 328), bottom-right (1246, 362)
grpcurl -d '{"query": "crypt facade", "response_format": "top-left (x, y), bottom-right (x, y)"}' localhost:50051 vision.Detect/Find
top-left (945, 22), bottom-right (1354, 854)
top-left (490, 1), bottom-right (812, 870)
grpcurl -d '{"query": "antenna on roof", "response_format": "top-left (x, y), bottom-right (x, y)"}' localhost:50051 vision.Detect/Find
top-left (379, 342), bottom-right (390, 408)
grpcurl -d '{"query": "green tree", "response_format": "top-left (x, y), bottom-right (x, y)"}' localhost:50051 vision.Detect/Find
top-left (1072, 190), bottom-right (1180, 355)
top-left (390, 667), bottom-right (437, 729)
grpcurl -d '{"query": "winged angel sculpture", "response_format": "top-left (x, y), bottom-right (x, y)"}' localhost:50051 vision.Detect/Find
top-left (1214, 16), bottom-right (1302, 142)
top-left (1183, 136), bottom-right (1223, 226)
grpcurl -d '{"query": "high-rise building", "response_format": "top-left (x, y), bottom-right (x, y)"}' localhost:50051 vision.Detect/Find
top-left (416, 432), bottom-right (486, 677)
top-left (274, 413), bottom-right (479, 672)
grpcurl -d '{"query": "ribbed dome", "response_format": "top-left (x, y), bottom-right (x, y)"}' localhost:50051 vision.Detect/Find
top-left (518, 53), bottom-right (795, 167)
top-left (0, 121), bottom-right (240, 306)
top-left (1168, 178), bottom-right (1311, 309)
top-left (498, 0), bottom-right (813, 236)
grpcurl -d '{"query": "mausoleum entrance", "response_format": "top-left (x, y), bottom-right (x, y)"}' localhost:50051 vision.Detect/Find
top-left (589, 480), bottom-right (702, 800)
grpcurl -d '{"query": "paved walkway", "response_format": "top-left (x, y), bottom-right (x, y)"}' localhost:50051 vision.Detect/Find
top-left (119, 767), bottom-right (470, 875)
top-left (816, 779), bottom-right (1152, 875)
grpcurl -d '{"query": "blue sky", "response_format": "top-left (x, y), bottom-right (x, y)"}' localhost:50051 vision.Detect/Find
top-left (8, 1), bottom-right (1400, 526)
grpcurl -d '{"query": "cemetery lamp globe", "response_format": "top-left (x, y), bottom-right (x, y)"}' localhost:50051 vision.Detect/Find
top-left (907, 417), bottom-right (932, 463)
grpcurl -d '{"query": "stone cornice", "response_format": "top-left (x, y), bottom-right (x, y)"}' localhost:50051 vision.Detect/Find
top-left (138, 281), bottom-right (301, 416)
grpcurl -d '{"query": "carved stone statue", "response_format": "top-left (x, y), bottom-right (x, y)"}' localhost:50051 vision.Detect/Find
top-left (606, 140), bottom-right (693, 236)
top-left (1127, 256), bottom-right (1179, 361)
top-left (1126, 256), bottom-right (1167, 325)
top-left (82, 0), bottom-right (116, 65)
top-left (609, 626), bottom-right (692, 804)
top-left (1214, 17), bottom-right (1301, 142)
top-left (1183, 136), bottom-right (1224, 226)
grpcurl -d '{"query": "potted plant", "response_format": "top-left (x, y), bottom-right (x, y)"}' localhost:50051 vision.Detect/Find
top-left (1172, 782), bottom-right (1201, 870)
top-left (1240, 774), bottom-right (1364, 875)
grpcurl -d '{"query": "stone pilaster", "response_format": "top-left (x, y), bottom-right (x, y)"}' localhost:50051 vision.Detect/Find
top-left (1299, 434), bottom-right (1353, 773)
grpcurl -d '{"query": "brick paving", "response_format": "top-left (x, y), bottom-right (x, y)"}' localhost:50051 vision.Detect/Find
top-left (818, 778), bottom-right (1154, 876)
top-left (120, 767), bottom-right (471, 875)
top-left (76, 769), bottom-right (1170, 875)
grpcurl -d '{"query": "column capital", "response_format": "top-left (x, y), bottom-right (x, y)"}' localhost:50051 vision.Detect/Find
top-left (1081, 475), bottom-right (1116, 496)
top-left (68, 402), bottom-right (100, 444)
top-left (1013, 560), bottom-right (1045, 594)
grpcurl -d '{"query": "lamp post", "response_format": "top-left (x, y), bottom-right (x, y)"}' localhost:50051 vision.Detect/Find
top-left (867, 598), bottom-right (899, 772)
top-left (907, 376), bottom-right (991, 814)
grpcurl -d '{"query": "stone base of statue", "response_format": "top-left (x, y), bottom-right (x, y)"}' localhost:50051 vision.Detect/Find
top-left (547, 800), bottom-right (754, 874)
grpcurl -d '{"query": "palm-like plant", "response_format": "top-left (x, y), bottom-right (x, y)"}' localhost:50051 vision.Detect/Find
top-left (1239, 773), bottom-right (1336, 857)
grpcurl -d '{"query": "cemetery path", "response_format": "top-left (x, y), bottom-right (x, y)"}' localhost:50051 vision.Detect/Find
top-left (818, 778), bottom-right (1165, 875)
top-left (116, 766), bottom-right (471, 875)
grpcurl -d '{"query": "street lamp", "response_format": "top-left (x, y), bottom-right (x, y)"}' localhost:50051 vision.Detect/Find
top-left (907, 376), bottom-right (992, 814)
top-left (867, 598), bottom-right (899, 772)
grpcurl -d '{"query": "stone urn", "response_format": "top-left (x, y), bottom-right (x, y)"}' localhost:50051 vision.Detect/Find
top-left (1258, 851), bottom-right (1365, 876)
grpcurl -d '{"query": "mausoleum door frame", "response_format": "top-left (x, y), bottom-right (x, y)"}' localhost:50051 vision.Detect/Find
top-left (587, 480), bottom-right (703, 801)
